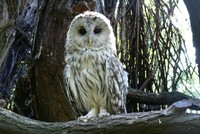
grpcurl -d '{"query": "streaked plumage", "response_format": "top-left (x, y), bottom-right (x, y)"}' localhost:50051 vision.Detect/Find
top-left (64, 11), bottom-right (128, 121)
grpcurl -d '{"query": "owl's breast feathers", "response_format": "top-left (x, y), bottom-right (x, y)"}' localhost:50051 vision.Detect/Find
top-left (64, 49), bottom-right (128, 117)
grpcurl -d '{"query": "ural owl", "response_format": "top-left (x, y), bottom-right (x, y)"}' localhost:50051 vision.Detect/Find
top-left (64, 11), bottom-right (128, 121)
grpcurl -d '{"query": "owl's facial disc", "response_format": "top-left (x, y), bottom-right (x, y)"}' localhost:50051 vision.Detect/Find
top-left (76, 22), bottom-right (105, 49)
top-left (67, 11), bottom-right (116, 53)
top-left (88, 26), bottom-right (102, 46)
top-left (77, 26), bottom-right (94, 46)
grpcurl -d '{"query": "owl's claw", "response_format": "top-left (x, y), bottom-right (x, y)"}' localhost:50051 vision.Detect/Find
top-left (78, 107), bottom-right (98, 122)
top-left (98, 108), bottom-right (110, 117)
top-left (98, 112), bottom-right (110, 117)
top-left (78, 115), bottom-right (96, 122)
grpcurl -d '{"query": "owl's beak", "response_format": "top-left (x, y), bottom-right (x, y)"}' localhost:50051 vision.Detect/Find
top-left (88, 38), bottom-right (93, 45)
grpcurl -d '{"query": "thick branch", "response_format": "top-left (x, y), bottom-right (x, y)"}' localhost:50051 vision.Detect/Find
top-left (128, 88), bottom-right (198, 105)
top-left (0, 107), bottom-right (200, 134)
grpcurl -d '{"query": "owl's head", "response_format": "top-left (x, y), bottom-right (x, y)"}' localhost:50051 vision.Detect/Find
top-left (66, 11), bottom-right (116, 54)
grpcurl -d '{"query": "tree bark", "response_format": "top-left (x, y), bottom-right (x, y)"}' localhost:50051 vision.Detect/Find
top-left (32, 0), bottom-right (98, 122)
top-left (0, 0), bottom-right (16, 69)
top-left (128, 89), bottom-right (193, 105)
top-left (31, 0), bottom-right (75, 121)
top-left (0, 107), bottom-right (200, 134)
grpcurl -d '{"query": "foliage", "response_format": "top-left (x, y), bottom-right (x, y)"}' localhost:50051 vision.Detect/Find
top-left (103, 0), bottom-right (199, 111)
top-left (109, 0), bottom-right (197, 93)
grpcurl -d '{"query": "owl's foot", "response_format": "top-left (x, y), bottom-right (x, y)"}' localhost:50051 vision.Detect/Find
top-left (78, 108), bottom-right (98, 122)
top-left (98, 107), bottom-right (110, 117)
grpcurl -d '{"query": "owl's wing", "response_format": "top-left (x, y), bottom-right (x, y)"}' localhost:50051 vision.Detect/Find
top-left (106, 55), bottom-right (128, 114)
top-left (63, 65), bottom-right (85, 118)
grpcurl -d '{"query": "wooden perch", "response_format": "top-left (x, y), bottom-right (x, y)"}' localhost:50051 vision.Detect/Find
top-left (128, 88), bottom-right (200, 110)
top-left (0, 99), bottom-right (200, 134)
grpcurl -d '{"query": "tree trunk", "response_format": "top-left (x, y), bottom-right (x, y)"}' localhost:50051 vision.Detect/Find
top-left (0, 0), bottom-right (16, 69)
top-left (32, 0), bottom-right (98, 122)
top-left (31, 0), bottom-right (75, 122)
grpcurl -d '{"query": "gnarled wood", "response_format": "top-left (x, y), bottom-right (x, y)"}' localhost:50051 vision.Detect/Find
top-left (0, 105), bottom-right (200, 134)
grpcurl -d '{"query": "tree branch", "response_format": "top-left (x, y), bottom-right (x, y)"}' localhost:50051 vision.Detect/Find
top-left (128, 88), bottom-right (199, 104)
top-left (0, 104), bottom-right (200, 134)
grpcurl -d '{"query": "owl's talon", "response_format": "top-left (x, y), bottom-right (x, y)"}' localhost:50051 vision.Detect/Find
top-left (98, 108), bottom-right (110, 117)
top-left (78, 115), bottom-right (96, 122)
top-left (98, 112), bottom-right (110, 117)
top-left (78, 107), bottom-right (98, 122)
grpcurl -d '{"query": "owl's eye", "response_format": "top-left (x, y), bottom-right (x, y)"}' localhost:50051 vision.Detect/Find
top-left (79, 28), bottom-right (86, 35)
top-left (94, 27), bottom-right (101, 34)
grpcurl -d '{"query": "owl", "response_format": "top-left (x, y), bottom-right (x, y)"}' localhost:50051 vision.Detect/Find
top-left (64, 11), bottom-right (128, 122)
